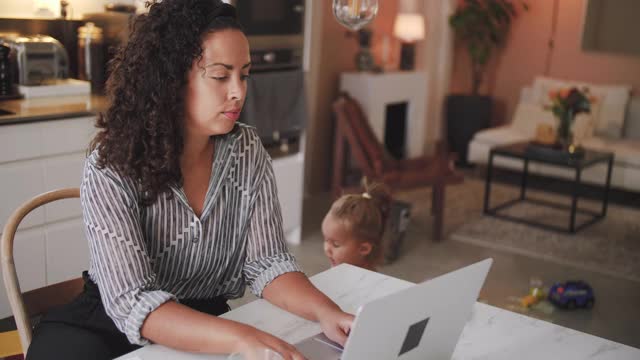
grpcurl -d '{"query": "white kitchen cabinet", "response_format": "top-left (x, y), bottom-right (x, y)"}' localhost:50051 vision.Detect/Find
top-left (0, 159), bottom-right (46, 230)
top-left (43, 153), bottom-right (85, 223)
top-left (273, 152), bottom-right (304, 244)
top-left (0, 227), bottom-right (47, 320)
top-left (0, 116), bottom-right (95, 318)
top-left (0, 121), bottom-right (42, 163)
top-left (41, 116), bottom-right (96, 155)
top-left (272, 151), bottom-right (304, 245)
top-left (0, 115), bottom-right (94, 164)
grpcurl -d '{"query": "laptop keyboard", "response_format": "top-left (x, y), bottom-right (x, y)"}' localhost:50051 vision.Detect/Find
top-left (312, 333), bottom-right (344, 353)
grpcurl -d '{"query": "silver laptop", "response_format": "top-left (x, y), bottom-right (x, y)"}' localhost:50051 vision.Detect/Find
top-left (295, 258), bottom-right (493, 360)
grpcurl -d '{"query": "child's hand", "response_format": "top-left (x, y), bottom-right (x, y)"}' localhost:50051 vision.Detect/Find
top-left (317, 308), bottom-right (354, 347)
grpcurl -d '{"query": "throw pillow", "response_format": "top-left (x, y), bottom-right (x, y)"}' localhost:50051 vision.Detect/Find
top-left (572, 112), bottom-right (595, 146)
top-left (511, 102), bottom-right (556, 138)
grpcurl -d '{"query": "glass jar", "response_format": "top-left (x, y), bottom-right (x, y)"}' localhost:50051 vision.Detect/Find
top-left (0, 44), bottom-right (13, 97)
top-left (77, 22), bottom-right (106, 94)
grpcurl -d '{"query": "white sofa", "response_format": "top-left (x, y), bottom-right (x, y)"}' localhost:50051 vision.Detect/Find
top-left (469, 79), bottom-right (640, 193)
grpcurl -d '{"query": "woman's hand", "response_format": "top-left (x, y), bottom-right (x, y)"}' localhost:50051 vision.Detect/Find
top-left (260, 272), bottom-right (354, 349)
top-left (316, 308), bottom-right (355, 347)
top-left (232, 324), bottom-right (307, 360)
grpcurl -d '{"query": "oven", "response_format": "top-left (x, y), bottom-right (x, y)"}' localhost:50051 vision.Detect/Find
top-left (224, 0), bottom-right (305, 37)
top-left (223, 0), bottom-right (305, 71)
top-left (223, 1), bottom-right (307, 147)
top-left (227, 0), bottom-right (305, 37)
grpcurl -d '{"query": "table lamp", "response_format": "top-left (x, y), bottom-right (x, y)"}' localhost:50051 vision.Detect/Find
top-left (393, 13), bottom-right (425, 70)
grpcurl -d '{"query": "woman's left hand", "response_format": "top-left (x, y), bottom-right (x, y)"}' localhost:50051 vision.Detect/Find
top-left (317, 308), bottom-right (354, 347)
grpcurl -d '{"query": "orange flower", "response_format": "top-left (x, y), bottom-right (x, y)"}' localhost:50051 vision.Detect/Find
top-left (559, 88), bottom-right (571, 98)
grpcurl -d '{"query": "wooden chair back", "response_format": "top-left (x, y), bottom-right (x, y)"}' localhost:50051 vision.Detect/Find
top-left (1, 188), bottom-right (83, 353)
top-left (334, 93), bottom-right (391, 176)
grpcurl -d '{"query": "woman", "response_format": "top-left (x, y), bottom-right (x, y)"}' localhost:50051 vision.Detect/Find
top-left (26, 1), bottom-right (352, 359)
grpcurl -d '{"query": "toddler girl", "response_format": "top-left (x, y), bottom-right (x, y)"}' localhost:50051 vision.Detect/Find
top-left (322, 180), bottom-right (392, 271)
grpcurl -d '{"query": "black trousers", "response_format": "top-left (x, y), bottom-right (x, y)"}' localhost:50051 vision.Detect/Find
top-left (26, 272), bottom-right (230, 360)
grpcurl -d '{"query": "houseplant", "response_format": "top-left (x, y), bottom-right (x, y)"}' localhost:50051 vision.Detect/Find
top-left (446, 0), bottom-right (528, 166)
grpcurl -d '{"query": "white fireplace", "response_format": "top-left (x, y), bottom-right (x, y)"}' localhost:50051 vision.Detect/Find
top-left (339, 71), bottom-right (428, 158)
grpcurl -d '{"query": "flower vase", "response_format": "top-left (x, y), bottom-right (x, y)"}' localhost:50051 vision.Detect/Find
top-left (354, 29), bottom-right (380, 72)
top-left (547, 86), bottom-right (593, 158)
top-left (556, 109), bottom-right (574, 150)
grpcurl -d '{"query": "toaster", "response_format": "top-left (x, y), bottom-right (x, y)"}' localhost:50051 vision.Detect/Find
top-left (0, 33), bottom-right (69, 86)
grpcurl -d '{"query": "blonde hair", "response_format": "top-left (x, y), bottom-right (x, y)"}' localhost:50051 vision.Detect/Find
top-left (330, 178), bottom-right (392, 265)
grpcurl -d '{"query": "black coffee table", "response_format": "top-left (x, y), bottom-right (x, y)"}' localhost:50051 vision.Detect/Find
top-left (483, 142), bottom-right (615, 233)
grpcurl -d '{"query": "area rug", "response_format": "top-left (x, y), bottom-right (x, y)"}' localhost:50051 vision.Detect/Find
top-left (396, 177), bottom-right (640, 282)
top-left (395, 178), bottom-right (640, 283)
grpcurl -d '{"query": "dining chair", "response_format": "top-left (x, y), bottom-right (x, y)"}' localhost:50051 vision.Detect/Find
top-left (1, 188), bottom-right (84, 354)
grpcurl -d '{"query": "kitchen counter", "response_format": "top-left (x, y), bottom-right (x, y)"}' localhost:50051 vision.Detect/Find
top-left (0, 95), bottom-right (107, 125)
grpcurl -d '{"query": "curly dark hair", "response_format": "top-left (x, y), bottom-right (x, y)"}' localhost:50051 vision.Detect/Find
top-left (90, 0), bottom-right (243, 205)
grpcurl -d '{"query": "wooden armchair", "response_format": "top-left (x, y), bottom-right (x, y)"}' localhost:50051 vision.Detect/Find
top-left (331, 92), bottom-right (463, 241)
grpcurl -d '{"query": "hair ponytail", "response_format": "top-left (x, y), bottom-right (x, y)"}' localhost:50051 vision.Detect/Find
top-left (361, 178), bottom-right (392, 234)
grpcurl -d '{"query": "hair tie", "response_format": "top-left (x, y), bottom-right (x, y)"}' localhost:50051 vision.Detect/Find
top-left (362, 192), bottom-right (372, 199)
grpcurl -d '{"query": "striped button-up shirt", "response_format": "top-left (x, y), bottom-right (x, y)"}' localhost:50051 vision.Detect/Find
top-left (80, 123), bottom-right (302, 345)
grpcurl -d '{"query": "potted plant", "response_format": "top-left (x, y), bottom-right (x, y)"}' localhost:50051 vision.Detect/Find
top-left (446, 0), bottom-right (528, 166)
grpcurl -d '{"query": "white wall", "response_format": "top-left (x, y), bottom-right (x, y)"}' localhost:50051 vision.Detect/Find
top-left (419, 0), bottom-right (457, 149)
top-left (0, 0), bottom-right (144, 19)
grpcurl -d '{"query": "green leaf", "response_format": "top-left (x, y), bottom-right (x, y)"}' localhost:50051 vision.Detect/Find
top-left (450, 0), bottom-right (528, 93)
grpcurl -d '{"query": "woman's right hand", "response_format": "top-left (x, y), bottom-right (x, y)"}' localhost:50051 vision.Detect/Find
top-left (232, 325), bottom-right (307, 360)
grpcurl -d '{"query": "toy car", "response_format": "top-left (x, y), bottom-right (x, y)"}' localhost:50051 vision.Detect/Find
top-left (548, 281), bottom-right (595, 309)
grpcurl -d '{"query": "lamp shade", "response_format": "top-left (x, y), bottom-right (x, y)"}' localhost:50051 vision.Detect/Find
top-left (393, 13), bottom-right (425, 42)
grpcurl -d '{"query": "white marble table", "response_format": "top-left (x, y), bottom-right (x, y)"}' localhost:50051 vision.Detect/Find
top-left (117, 264), bottom-right (640, 360)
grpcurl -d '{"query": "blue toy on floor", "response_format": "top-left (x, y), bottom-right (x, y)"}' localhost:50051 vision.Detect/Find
top-left (548, 280), bottom-right (595, 309)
